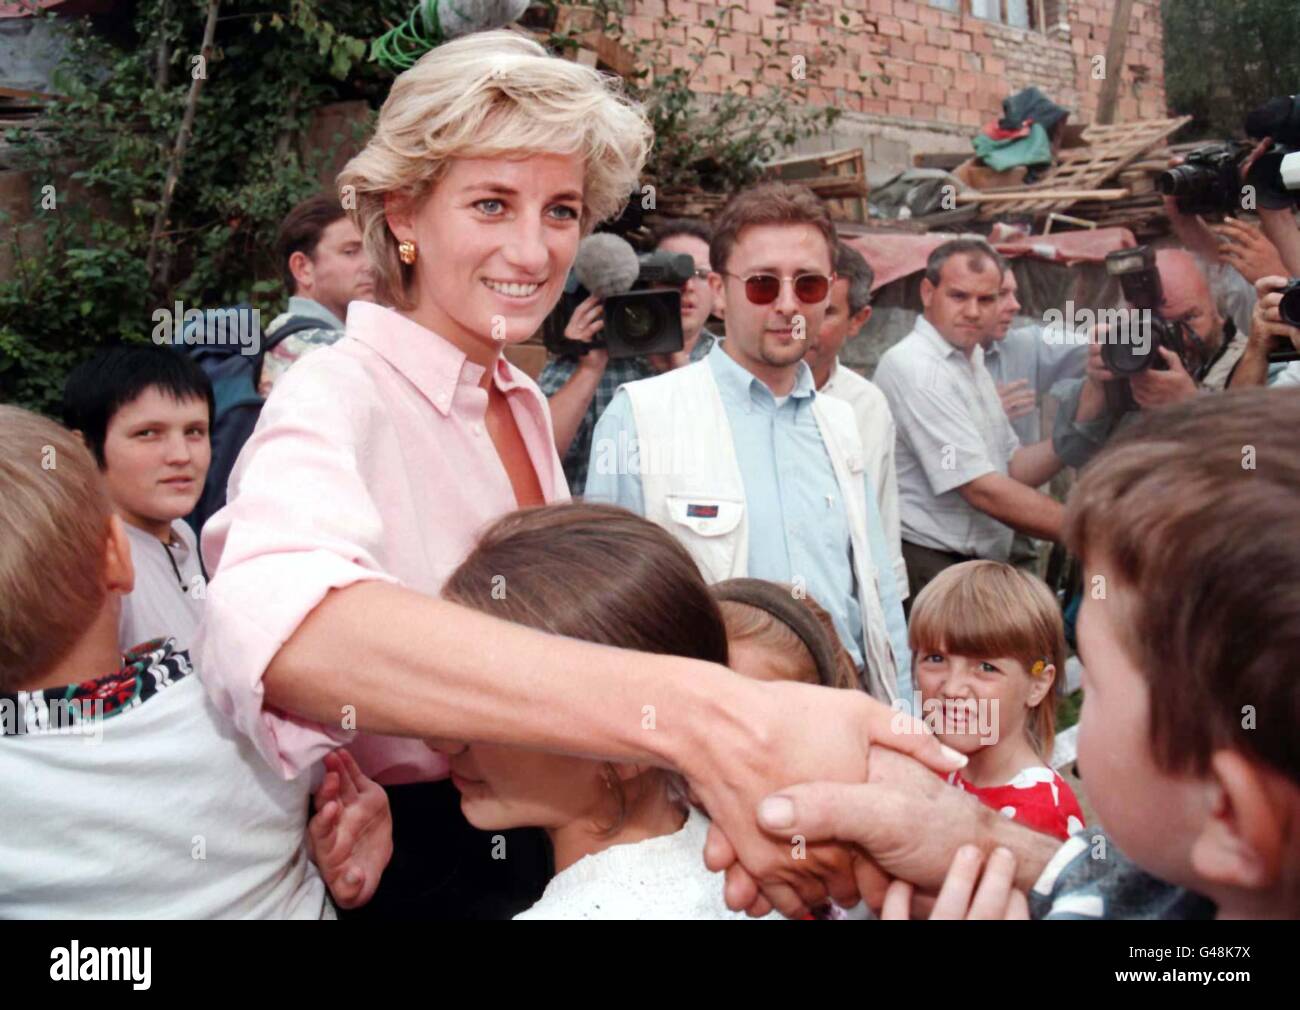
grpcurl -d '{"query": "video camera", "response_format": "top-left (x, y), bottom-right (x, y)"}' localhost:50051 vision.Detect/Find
top-left (1158, 94), bottom-right (1300, 216)
top-left (542, 234), bottom-right (695, 360)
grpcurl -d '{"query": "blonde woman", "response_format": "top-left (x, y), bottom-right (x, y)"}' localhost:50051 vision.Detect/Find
top-left (196, 30), bottom-right (962, 918)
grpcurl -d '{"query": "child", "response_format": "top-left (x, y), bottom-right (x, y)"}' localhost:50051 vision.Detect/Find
top-left (713, 578), bottom-right (860, 690)
top-left (428, 502), bottom-right (780, 921)
top-left (0, 405), bottom-right (389, 917)
top-left (908, 560), bottom-right (1084, 842)
top-left (63, 346), bottom-right (213, 652)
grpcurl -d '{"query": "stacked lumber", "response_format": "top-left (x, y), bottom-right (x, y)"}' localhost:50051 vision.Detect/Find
top-left (762, 148), bottom-right (869, 222)
top-left (913, 117), bottom-right (1193, 234)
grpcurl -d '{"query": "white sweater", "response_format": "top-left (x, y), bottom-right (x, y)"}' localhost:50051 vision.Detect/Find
top-left (515, 808), bottom-right (784, 921)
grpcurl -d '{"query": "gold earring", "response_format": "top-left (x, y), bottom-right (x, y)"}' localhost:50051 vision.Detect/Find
top-left (398, 239), bottom-right (417, 265)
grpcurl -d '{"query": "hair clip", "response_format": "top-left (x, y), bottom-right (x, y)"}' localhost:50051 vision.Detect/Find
top-left (1030, 659), bottom-right (1047, 677)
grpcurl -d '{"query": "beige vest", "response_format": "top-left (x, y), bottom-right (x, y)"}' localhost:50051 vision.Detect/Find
top-left (620, 359), bottom-right (900, 702)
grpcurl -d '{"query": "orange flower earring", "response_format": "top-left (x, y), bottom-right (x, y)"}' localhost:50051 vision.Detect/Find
top-left (398, 239), bottom-right (417, 265)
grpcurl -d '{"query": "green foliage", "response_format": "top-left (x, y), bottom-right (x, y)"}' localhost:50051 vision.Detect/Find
top-left (0, 0), bottom-right (408, 415)
top-left (1164, 0), bottom-right (1300, 140)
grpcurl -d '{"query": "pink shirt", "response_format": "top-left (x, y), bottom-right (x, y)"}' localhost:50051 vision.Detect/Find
top-left (196, 301), bottom-right (570, 783)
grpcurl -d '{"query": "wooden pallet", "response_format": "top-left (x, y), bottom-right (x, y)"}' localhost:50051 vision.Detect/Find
top-left (762, 148), bottom-right (869, 222)
top-left (975, 116), bottom-right (1191, 218)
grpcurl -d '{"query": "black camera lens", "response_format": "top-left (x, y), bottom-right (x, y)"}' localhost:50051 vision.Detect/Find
top-left (1279, 280), bottom-right (1300, 328)
top-left (1100, 338), bottom-right (1152, 375)
top-left (612, 299), bottom-right (665, 346)
top-left (1156, 166), bottom-right (1194, 197)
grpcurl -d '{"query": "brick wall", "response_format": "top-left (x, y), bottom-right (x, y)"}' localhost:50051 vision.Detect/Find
top-left (626, 0), bottom-right (1167, 175)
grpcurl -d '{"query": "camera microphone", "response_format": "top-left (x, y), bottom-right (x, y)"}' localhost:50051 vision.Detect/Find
top-left (572, 233), bottom-right (641, 299)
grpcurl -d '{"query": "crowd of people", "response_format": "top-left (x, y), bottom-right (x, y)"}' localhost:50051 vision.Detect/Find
top-left (2, 29), bottom-right (1298, 922)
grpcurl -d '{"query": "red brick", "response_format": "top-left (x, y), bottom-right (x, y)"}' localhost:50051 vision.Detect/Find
top-left (915, 43), bottom-right (940, 64)
top-left (730, 10), bottom-right (761, 32)
top-left (718, 32), bottom-right (747, 56)
top-left (930, 65), bottom-right (953, 86)
top-left (665, 0), bottom-right (696, 19)
top-left (937, 103), bottom-right (960, 124)
top-left (911, 64), bottom-right (932, 83)
top-left (733, 52), bottom-right (762, 75)
top-left (984, 55), bottom-right (1006, 76)
top-left (898, 79), bottom-right (921, 100)
top-left (901, 19), bottom-right (926, 44)
top-left (951, 31), bottom-right (972, 51)
top-left (894, 0), bottom-right (920, 20)
top-left (937, 47), bottom-right (959, 69)
top-left (972, 32), bottom-right (993, 55)
top-left (862, 96), bottom-right (889, 115)
top-left (955, 69), bottom-right (979, 92)
top-left (917, 4), bottom-right (940, 27)
top-left (887, 98), bottom-right (912, 116)
top-left (889, 38), bottom-right (914, 61)
top-left (866, 0), bottom-right (893, 11)
top-left (959, 107), bottom-right (983, 126)
top-left (878, 16), bottom-right (904, 37)
top-left (911, 102), bottom-right (937, 120)
top-left (922, 80), bottom-right (945, 103)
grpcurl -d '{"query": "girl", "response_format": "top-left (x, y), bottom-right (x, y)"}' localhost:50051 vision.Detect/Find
top-left (713, 578), bottom-right (859, 690)
top-left (909, 560), bottom-right (1084, 841)
top-left (430, 502), bottom-right (780, 921)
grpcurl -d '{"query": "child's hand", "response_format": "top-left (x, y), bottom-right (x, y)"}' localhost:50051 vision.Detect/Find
top-left (308, 749), bottom-right (393, 910)
top-left (881, 846), bottom-right (1029, 920)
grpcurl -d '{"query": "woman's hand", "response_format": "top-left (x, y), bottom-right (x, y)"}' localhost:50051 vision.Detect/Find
top-left (688, 682), bottom-right (968, 919)
top-left (882, 845), bottom-right (1030, 920)
top-left (308, 749), bottom-right (393, 909)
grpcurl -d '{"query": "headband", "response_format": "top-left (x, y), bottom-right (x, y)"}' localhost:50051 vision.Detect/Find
top-left (712, 578), bottom-right (846, 689)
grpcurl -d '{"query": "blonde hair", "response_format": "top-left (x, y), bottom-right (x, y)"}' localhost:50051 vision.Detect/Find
top-left (718, 593), bottom-right (860, 691)
top-left (0, 406), bottom-right (112, 692)
top-left (908, 561), bottom-right (1066, 760)
top-left (338, 30), bottom-right (653, 309)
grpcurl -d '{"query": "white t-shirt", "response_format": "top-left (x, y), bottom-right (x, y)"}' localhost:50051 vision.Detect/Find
top-left (118, 519), bottom-right (206, 653)
top-left (515, 807), bottom-right (783, 921)
top-left (0, 642), bottom-right (330, 919)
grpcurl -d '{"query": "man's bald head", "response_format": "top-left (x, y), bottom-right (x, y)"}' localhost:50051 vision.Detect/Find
top-left (1153, 247), bottom-right (1224, 355)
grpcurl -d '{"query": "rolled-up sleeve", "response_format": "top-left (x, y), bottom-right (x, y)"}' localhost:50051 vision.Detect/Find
top-left (195, 356), bottom-right (400, 779)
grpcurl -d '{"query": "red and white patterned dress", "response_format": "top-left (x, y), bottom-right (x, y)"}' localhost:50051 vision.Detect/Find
top-left (945, 766), bottom-right (1085, 841)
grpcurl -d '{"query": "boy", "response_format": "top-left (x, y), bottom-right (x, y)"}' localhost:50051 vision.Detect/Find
top-left (757, 386), bottom-right (1300, 919)
top-left (63, 346), bottom-right (213, 652)
top-left (0, 406), bottom-right (389, 916)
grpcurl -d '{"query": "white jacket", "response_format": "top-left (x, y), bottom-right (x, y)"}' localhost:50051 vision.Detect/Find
top-left (621, 359), bottom-right (900, 702)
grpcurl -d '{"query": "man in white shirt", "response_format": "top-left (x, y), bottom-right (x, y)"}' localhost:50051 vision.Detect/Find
top-left (873, 239), bottom-right (1067, 601)
top-left (979, 264), bottom-right (1088, 570)
top-left (803, 241), bottom-right (908, 599)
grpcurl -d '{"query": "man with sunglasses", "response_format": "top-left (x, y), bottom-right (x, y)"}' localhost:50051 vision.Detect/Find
top-left (584, 183), bottom-right (912, 705)
top-left (539, 219), bottom-right (719, 495)
top-left (873, 239), bottom-right (1068, 603)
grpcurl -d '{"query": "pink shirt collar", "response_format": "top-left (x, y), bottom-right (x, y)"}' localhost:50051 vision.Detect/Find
top-left (345, 301), bottom-right (528, 418)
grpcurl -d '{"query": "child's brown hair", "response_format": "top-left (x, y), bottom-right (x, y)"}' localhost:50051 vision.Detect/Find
top-left (442, 501), bottom-right (729, 824)
top-left (713, 579), bottom-right (860, 691)
top-left (1064, 386), bottom-right (1300, 784)
top-left (0, 406), bottom-right (113, 693)
top-left (908, 560), bottom-right (1065, 760)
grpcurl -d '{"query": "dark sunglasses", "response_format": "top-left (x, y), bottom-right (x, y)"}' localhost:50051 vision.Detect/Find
top-left (721, 271), bottom-right (834, 305)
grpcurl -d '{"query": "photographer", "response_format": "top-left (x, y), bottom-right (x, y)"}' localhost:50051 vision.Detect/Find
top-left (538, 219), bottom-right (717, 494)
top-left (1230, 275), bottom-right (1300, 387)
top-left (1051, 249), bottom-right (1243, 469)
